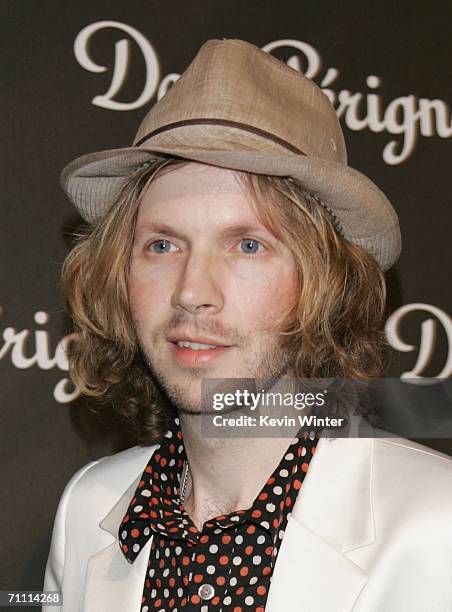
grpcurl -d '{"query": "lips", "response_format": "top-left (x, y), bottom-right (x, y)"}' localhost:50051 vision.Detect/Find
top-left (167, 334), bottom-right (233, 367)
top-left (167, 334), bottom-right (231, 347)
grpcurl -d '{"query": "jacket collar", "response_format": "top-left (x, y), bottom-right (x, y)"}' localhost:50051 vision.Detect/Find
top-left (99, 433), bottom-right (376, 551)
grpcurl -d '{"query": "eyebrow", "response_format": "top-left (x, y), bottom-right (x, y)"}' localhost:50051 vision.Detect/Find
top-left (135, 221), bottom-right (277, 241)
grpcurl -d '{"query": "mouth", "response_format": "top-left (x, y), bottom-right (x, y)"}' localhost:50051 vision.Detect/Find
top-left (167, 337), bottom-right (233, 367)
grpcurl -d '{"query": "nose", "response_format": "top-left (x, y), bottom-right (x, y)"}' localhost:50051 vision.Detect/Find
top-left (171, 249), bottom-right (224, 315)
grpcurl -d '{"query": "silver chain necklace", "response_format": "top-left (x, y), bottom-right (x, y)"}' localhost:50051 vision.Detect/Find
top-left (180, 460), bottom-right (190, 503)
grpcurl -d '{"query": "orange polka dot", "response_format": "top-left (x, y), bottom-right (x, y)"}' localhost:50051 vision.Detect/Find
top-left (246, 525), bottom-right (256, 534)
top-left (196, 553), bottom-right (205, 563)
top-left (212, 596), bottom-right (220, 605)
top-left (153, 599), bottom-right (162, 608)
top-left (182, 555), bottom-right (190, 566)
top-left (302, 462), bottom-right (309, 472)
top-left (262, 566), bottom-right (272, 575)
top-left (200, 535), bottom-right (209, 543)
top-left (257, 585), bottom-right (267, 595)
top-left (236, 586), bottom-right (245, 595)
top-left (219, 555), bottom-right (229, 565)
top-left (258, 492), bottom-right (268, 500)
top-left (191, 595), bottom-right (201, 604)
top-left (293, 478), bottom-right (302, 489)
top-left (285, 497), bottom-right (292, 506)
top-left (130, 529), bottom-right (140, 538)
top-left (251, 509), bottom-right (262, 518)
top-left (240, 566), bottom-right (249, 576)
top-left (169, 599), bottom-right (175, 607)
top-left (245, 545), bottom-right (253, 555)
top-left (233, 607), bottom-right (242, 612)
top-left (222, 534), bottom-right (231, 544)
top-left (216, 576), bottom-right (226, 585)
top-left (194, 574), bottom-right (203, 583)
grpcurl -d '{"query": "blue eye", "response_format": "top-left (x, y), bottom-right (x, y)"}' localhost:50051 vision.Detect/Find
top-left (149, 239), bottom-right (176, 254)
top-left (239, 239), bottom-right (264, 254)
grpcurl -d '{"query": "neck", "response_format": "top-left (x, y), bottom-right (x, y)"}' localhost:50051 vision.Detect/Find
top-left (178, 408), bottom-right (297, 531)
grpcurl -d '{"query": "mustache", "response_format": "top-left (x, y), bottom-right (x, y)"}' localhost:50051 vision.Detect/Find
top-left (163, 312), bottom-right (247, 345)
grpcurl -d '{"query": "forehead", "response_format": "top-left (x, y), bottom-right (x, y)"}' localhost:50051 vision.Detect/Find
top-left (137, 162), bottom-right (261, 225)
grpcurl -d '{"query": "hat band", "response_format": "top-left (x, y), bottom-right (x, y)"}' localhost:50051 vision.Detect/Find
top-left (134, 118), bottom-right (307, 155)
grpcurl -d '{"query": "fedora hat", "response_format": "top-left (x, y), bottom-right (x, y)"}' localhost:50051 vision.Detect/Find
top-left (61, 38), bottom-right (401, 271)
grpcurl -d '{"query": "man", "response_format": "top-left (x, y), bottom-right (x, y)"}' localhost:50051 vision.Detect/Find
top-left (44, 39), bottom-right (452, 611)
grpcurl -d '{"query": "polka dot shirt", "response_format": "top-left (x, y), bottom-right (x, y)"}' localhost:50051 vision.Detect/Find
top-left (119, 416), bottom-right (320, 611)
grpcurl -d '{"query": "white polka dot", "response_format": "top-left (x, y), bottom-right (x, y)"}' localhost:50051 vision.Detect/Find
top-left (142, 607), bottom-right (149, 612)
top-left (301, 446), bottom-right (307, 456)
top-left (206, 565), bottom-right (215, 575)
top-left (209, 544), bottom-right (218, 553)
top-left (279, 469), bottom-right (289, 477)
top-left (148, 568), bottom-right (155, 577)
top-left (266, 503), bottom-right (276, 512)
top-left (164, 588), bottom-right (169, 597)
top-left (249, 576), bottom-right (258, 585)
top-left (229, 577), bottom-right (237, 586)
top-left (134, 505), bottom-right (143, 513)
top-left (224, 596), bottom-right (232, 605)
top-left (165, 548), bottom-right (170, 557)
top-left (175, 546), bottom-right (182, 555)
top-left (163, 568), bottom-right (170, 577)
top-left (133, 543), bottom-right (140, 553)
top-left (285, 452), bottom-right (294, 460)
top-left (261, 521), bottom-right (270, 529)
top-left (279, 529), bottom-right (285, 539)
top-left (257, 535), bottom-right (266, 544)
top-left (160, 473), bottom-right (167, 481)
top-left (273, 486), bottom-right (283, 495)
top-left (245, 596), bottom-right (254, 605)
top-left (169, 458), bottom-right (176, 466)
top-left (235, 535), bottom-right (243, 544)
top-left (151, 589), bottom-right (157, 598)
top-left (214, 528), bottom-right (222, 534)
top-left (253, 555), bottom-right (262, 565)
top-left (233, 556), bottom-right (242, 565)
top-left (121, 530), bottom-right (127, 540)
top-left (177, 587), bottom-right (183, 596)
top-left (143, 527), bottom-right (150, 536)
top-left (141, 489), bottom-right (151, 497)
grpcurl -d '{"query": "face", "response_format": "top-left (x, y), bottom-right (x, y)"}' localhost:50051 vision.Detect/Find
top-left (128, 162), bottom-right (299, 412)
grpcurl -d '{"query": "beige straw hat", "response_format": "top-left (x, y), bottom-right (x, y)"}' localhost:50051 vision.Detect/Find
top-left (61, 38), bottom-right (401, 271)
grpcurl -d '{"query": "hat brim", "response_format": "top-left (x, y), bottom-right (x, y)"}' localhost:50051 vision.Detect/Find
top-left (61, 144), bottom-right (401, 271)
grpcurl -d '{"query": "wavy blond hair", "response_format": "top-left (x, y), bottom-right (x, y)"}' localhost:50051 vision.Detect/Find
top-left (62, 156), bottom-right (389, 444)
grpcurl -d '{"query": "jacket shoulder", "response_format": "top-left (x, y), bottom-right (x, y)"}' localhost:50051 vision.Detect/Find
top-left (373, 436), bottom-right (452, 516)
top-left (66, 444), bottom-right (159, 505)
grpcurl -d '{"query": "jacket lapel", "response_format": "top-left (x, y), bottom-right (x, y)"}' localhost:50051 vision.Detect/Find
top-left (265, 436), bottom-right (375, 612)
top-left (84, 466), bottom-right (156, 612)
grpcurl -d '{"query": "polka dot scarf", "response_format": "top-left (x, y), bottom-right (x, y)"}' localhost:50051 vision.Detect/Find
top-left (119, 417), bottom-right (319, 611)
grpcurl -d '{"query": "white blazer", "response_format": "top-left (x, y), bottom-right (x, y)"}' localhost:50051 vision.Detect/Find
top-left (43, 434), bottom-right (452, 611)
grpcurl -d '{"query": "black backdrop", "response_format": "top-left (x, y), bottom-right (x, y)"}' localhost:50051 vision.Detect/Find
top-left (1, 0), bottom-right (451, 598)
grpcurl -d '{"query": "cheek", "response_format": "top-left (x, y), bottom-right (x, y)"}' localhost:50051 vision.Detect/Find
top-left (127, 263), bottom-right (172, 323)
top-left (231, 264), bottom-right (298, 325)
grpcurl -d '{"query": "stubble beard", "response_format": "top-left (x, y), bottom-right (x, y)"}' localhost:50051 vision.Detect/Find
top-left (138, 326), bottom-right (297, 416)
